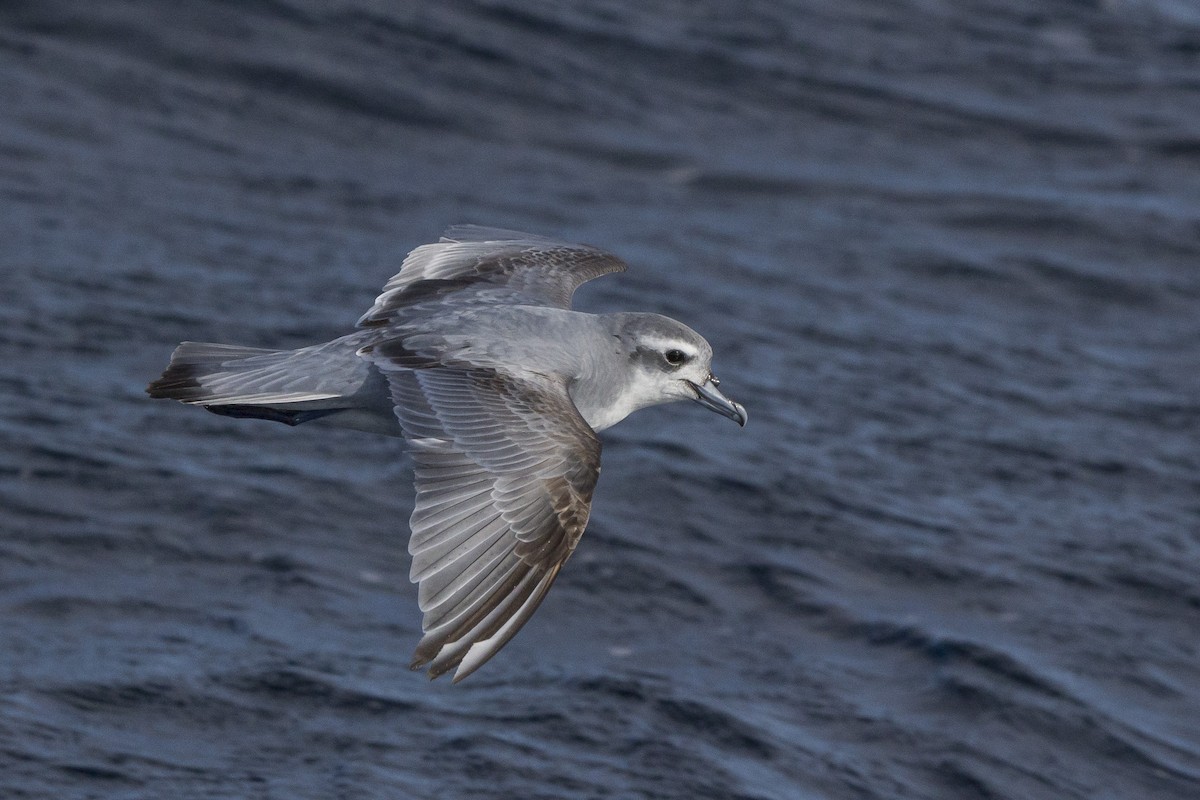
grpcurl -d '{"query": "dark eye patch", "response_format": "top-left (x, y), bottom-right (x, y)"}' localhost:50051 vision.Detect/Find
top-left (665, 349), bottom-right (688, 366)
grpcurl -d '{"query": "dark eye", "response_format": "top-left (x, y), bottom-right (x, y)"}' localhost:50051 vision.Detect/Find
top-left (665, 349), bottom-right (687, 366)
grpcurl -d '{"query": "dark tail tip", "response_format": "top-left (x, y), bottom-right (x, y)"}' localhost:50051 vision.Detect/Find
top-left (146, 361), bottom-right (204, 400)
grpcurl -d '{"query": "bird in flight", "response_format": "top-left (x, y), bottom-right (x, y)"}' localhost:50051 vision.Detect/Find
top-left (148, 226), bottom-right (746, 682)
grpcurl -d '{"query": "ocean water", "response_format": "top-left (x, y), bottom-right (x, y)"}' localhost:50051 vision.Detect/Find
top-left (2, 1), bottom-right (1199, 798)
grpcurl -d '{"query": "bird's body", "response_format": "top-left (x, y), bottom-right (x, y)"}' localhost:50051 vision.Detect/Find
top-left (148, 226), bottom-right (745, 682)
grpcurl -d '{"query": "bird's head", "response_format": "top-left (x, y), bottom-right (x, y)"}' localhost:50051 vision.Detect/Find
top-left (610, 313), bottom-right (747, 427)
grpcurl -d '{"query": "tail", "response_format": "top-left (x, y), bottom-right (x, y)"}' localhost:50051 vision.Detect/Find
top-left (146, 341), bottom-right (360, 426)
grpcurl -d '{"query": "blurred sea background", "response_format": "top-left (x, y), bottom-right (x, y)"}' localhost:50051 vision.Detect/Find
top-left (2, 1), bottom-right (1199, 798)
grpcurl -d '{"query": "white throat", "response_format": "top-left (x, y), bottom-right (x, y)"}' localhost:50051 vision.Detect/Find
top-left (571, 370), bottom-right (670, 432)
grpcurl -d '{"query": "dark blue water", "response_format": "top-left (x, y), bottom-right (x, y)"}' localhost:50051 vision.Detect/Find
top-left (3, 1), bottom-right (1199, 797)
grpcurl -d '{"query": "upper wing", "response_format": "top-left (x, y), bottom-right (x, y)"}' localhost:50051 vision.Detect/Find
top-left (361, 340), bottom-right (601, 681)
top-left (357, 225), bottom-right (626, 327)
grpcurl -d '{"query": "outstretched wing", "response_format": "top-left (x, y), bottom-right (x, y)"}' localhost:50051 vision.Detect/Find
top-left (357, 226), bottom-right (626, 327)
top-left (361, 338), bottom-right (601, 681)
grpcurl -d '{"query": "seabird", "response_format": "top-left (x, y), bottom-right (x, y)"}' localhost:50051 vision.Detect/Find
top-left (148, 226), bottom-right (746, 682)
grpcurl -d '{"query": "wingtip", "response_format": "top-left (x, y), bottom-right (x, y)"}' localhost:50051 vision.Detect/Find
top-left (409, 659), bottom-right (442, 682)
